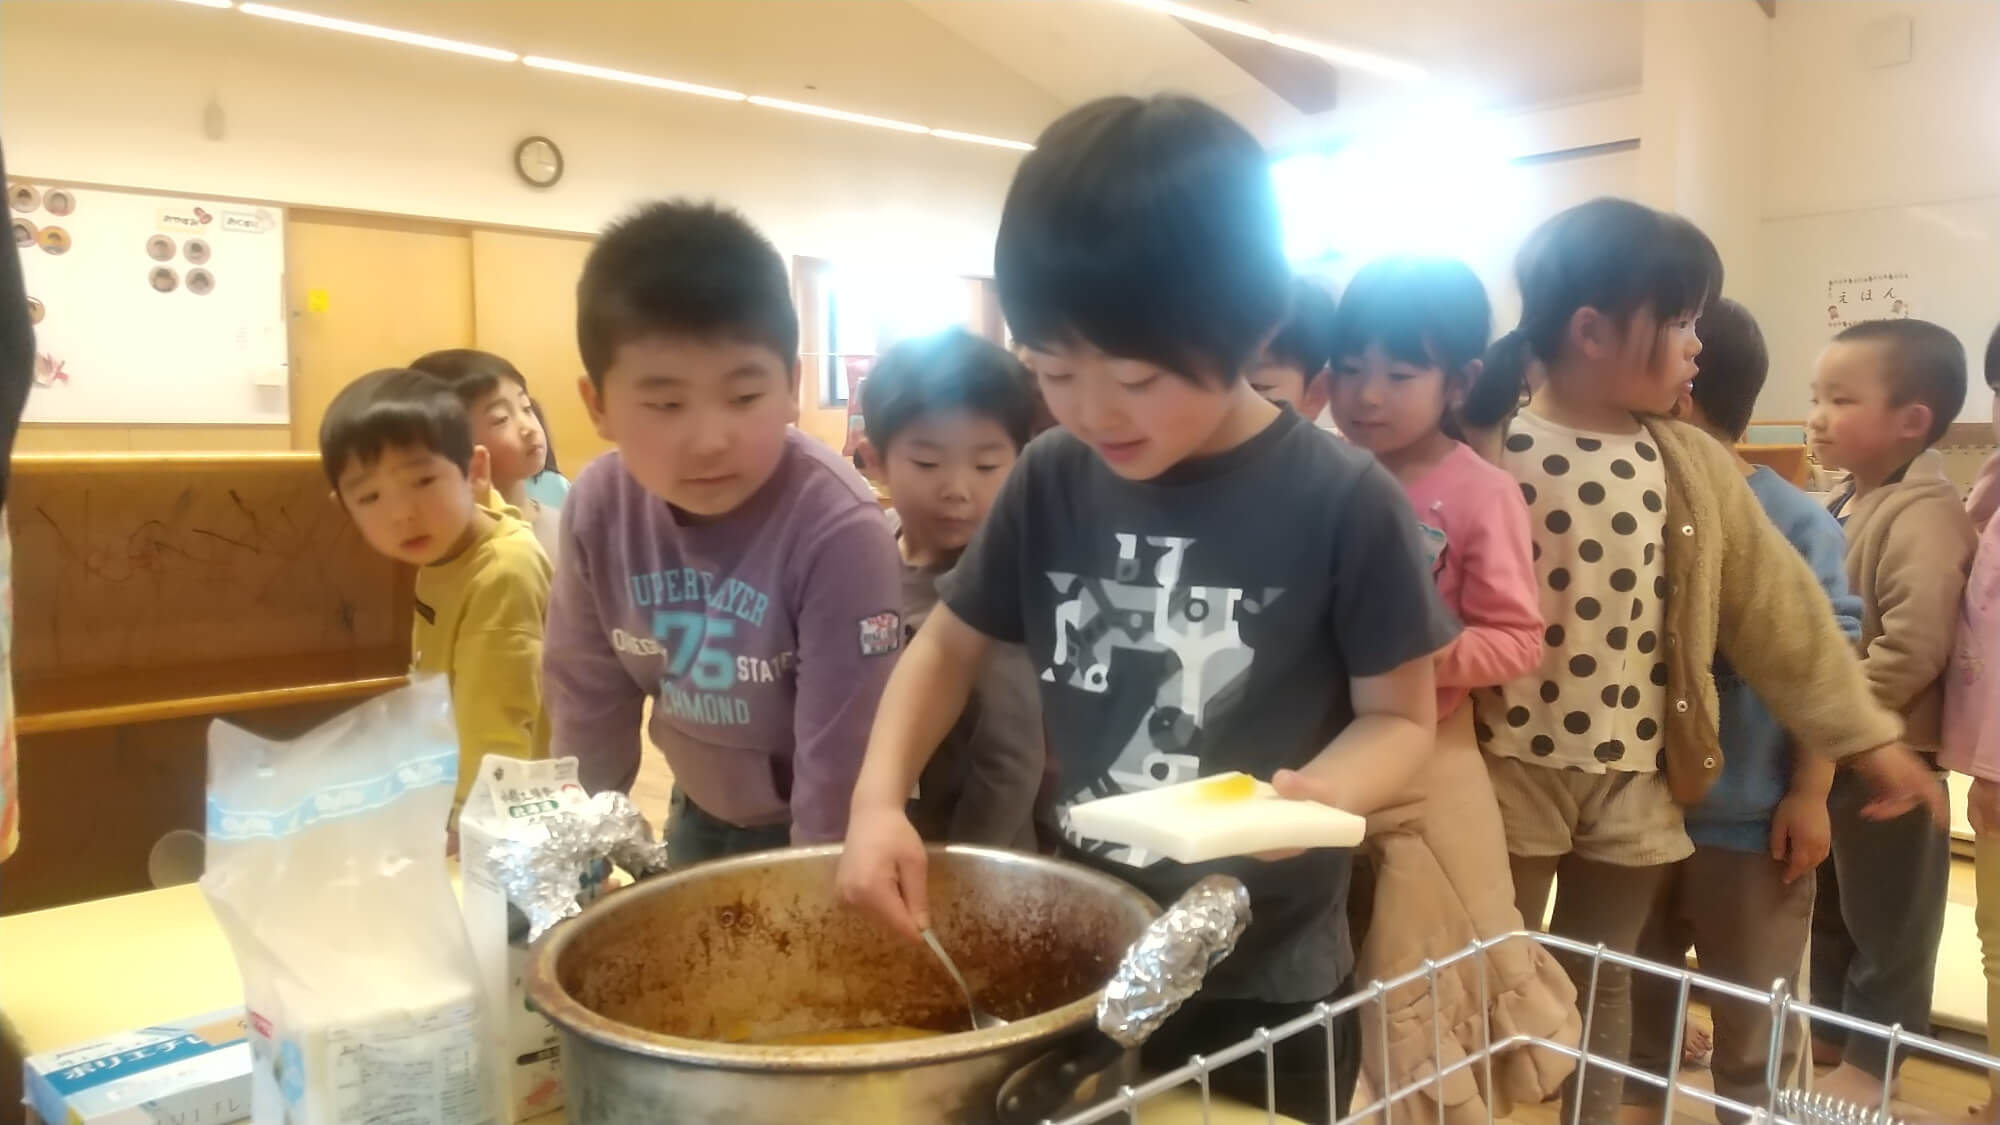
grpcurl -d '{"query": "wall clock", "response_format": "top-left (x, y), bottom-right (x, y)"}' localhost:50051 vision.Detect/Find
top-left (514, 136), bottom-right (564, 189)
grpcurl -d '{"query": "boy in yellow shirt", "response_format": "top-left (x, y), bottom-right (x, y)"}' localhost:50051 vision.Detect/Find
top-left (320, 369), bottom-right (552, 815)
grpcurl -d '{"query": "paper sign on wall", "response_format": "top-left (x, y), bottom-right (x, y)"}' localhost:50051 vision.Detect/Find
top-left (1824, 271), bottom-right (1913, 331)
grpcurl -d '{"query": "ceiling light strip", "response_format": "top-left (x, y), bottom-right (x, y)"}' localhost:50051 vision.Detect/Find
top-left (746, 95), bottom-right (930, 135)
top-left (523, 55), bottom-right (745, 101)
top-left (237, 3), bottom-right (519, 62)
top-left (177, 3), bottom-right (1033, 150)
top-left (929, 129), bottom-right (1035, 152)
top-left (1115, 0), bottom-right (1426, 83)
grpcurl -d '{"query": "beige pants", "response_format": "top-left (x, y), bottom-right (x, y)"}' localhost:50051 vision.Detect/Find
top-left (1492, 755), bottom-right (1692, 1125)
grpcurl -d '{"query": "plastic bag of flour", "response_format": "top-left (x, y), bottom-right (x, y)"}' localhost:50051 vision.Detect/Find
top-left (200, 676), bottom-right (496, 1125)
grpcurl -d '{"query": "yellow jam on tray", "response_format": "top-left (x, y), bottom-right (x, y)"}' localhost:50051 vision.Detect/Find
top-left (1191, 773), bottom-right (1258, 802)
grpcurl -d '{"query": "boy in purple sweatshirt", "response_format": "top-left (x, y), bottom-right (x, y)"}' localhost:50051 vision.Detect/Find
top-left (544, 200), bottom-right (903, 863)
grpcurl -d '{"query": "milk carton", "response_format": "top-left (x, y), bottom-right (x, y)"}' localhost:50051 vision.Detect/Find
top-left (459, 756), bottom-right (603, 1122)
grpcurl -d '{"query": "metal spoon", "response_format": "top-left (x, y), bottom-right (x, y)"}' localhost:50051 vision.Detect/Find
top-left (919, 927), bottom-right (1006, 1032)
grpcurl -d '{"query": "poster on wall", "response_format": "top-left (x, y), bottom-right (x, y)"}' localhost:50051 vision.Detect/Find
top-left (1823, 271), bottom-right (1914, 332)
top-left (12, 181), bottom-right (288, 425)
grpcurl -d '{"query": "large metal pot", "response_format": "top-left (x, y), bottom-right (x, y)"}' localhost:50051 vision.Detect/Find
top-left (525, 844), bottom-right (1161, 1125)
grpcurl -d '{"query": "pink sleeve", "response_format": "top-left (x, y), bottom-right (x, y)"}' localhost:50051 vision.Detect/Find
top-left (1433, 477), bottom-right (1544, 691)
top-left (1968, 450), bottom-right (2000, 533)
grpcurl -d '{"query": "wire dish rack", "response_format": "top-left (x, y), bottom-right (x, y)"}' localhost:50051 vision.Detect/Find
top-left (1047, 930), bottom-right (2000, 1125)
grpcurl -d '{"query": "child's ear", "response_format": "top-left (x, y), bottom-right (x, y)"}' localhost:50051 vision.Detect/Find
top-left (1448, 358), bottom-right (1482, 408)
top-left (1899, 401), bottom-right (1934, 444)
top-left (1570, 307), bottom-right (1611, 362)
top-left (579, 374), bottom-right (613, 442)
top-left (854, 438), bottom-right (885, 482)
top-left (468, 445), bottom-right (493, 495)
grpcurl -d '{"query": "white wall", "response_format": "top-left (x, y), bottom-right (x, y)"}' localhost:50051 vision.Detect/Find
top-left (1765, 1), bottom-right (2000, 220)
top-left (1639, 0), bottom-right (1768, 301)
top-left (1755, 0), bottom-right (2000, 420)
top-left (0, 1), bottom-right (1059, 277)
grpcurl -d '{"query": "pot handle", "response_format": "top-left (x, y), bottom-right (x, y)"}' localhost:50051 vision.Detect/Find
top-left (994, 1029), bottom-right (1126, 1125)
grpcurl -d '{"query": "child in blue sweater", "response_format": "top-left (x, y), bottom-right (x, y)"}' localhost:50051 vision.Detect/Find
top-left (1624, 300), bottom-right (1853, 1122)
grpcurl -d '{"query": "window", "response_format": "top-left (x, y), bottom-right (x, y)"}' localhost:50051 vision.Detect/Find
top-left (794, 257), bottom-right (1002, 409)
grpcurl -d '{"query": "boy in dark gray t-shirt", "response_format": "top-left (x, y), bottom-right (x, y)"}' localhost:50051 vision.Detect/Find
top-left (838, 95), bottom-right (1457, 1122)
top-left (856, 328), bottom-right (1046, 849)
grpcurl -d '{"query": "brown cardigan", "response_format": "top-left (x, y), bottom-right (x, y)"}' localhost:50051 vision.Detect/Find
top-left (1837, 471), bottom-right (1977, 750)
top-left (1643, 418), bottom-right (1904, 802)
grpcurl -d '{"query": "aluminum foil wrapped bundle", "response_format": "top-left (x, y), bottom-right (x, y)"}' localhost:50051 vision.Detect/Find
top-left (1095, 874), bottom-right (1251, 1047)
top-left (487, 791), bottom-right (673, 940)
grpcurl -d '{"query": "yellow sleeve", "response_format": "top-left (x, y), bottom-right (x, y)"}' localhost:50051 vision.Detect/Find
top-left (449, 559), bottom-right (551, 803)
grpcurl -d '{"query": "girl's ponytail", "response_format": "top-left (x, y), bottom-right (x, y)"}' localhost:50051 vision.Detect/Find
top-left (1461, 329), bottom-right (1532, 429)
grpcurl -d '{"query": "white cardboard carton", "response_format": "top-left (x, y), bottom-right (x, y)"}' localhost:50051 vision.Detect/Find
top-left (23, 1010), bottom-right (251, 1125)
top-left (459, 756), bottom-right (603, 1123)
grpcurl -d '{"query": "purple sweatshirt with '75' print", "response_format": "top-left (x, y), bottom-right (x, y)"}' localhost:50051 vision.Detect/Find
top-left (543, 430), bottom-right (903, 842)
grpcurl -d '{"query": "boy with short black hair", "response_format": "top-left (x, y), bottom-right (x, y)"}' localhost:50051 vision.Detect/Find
top-left (855, 327), bottom-right (1043, 849)
top-left (1806, 317), bottom-right (1977, 1103)
top-left (320, 368), bottom-right (552, 811)
top-left (543, 200), bottom-right (902, 864)
top-left (1247, 277), bottom-right (1337, 415)
top-left (1627, 299), bottom-right (1853, 1121)
top-left (837, 94), bottom-right (1457, 1120)
top-left (409, 348), bottom-right (561, 558)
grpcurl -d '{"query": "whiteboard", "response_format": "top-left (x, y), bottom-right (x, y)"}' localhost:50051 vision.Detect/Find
top-left (1758, 195), bottom-right (2000, 424)
top-left (10, 181), bottom-right (287, 424)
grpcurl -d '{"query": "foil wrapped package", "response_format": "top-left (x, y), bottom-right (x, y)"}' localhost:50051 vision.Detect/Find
top-left (1096, 875), bottom-right (1252, 1047)
top-left (486, 789), bottom-right (672, 941)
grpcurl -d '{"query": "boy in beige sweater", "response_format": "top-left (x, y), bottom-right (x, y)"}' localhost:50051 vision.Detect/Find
top-left (1806, 318), bottom-right (1977, 1104)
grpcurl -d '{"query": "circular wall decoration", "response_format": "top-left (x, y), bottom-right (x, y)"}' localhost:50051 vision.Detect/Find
top-left (37, 226), bottom-right (71, 255)
top-left (12, 218), bottom-right (35, 248)
top-left (8, 184), bottom-right (38, 213)
top-left (43, 189), bottom-right (75, 217)
top-left (514, 136), bottom-right (563, 188)
top-left (149, 266), bottom-right (179, 293)
top-left (184, 238), bottom-right (211, 265)
top-left (26, 297), bottom-right (43, 325)
top-left (147, 235), bottom-right (177, 262)
top-left (187, 268), bottom-right (215, 296)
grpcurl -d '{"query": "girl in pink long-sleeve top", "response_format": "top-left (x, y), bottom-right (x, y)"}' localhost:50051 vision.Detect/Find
top-left (1326, 257), bottom-right (1577, 1124)
top-left (1941, 321), bottom-right (2000, 1124)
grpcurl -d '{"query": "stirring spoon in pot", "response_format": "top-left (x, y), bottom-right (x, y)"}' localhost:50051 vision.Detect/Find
top-left (920, 928), bottom-right (1005, 1032)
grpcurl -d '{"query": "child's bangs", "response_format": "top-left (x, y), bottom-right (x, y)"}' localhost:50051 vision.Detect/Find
top-left (327, 399), bottom-right (466, 485)
top-left (996, 200), bottom-right (1224, 381)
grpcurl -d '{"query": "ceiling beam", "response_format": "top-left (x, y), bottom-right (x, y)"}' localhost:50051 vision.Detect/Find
top-left (1755, 0), bottom-right (1776, 17)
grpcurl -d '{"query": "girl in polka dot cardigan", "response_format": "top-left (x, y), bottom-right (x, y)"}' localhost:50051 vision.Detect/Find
top-left (1325, 256), bottom-right (1584, 1121)
top-left (1458, 197), bottom-right (1945, 1123)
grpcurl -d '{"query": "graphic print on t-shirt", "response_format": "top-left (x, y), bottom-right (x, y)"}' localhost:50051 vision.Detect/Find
top-left (623, 565), bottom-right (792, 730)
top-left (1046, 532), bottom-right (1283, 867)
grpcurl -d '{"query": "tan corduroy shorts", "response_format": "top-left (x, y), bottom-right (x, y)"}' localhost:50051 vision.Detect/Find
top-left (1485, 755), bottom-right (1693, 866)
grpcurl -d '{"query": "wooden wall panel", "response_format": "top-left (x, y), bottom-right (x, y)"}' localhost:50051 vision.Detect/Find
top-left (286, 211), bottom-right (474, 450)
top-left (469, 228), bottom-right (608, 476)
